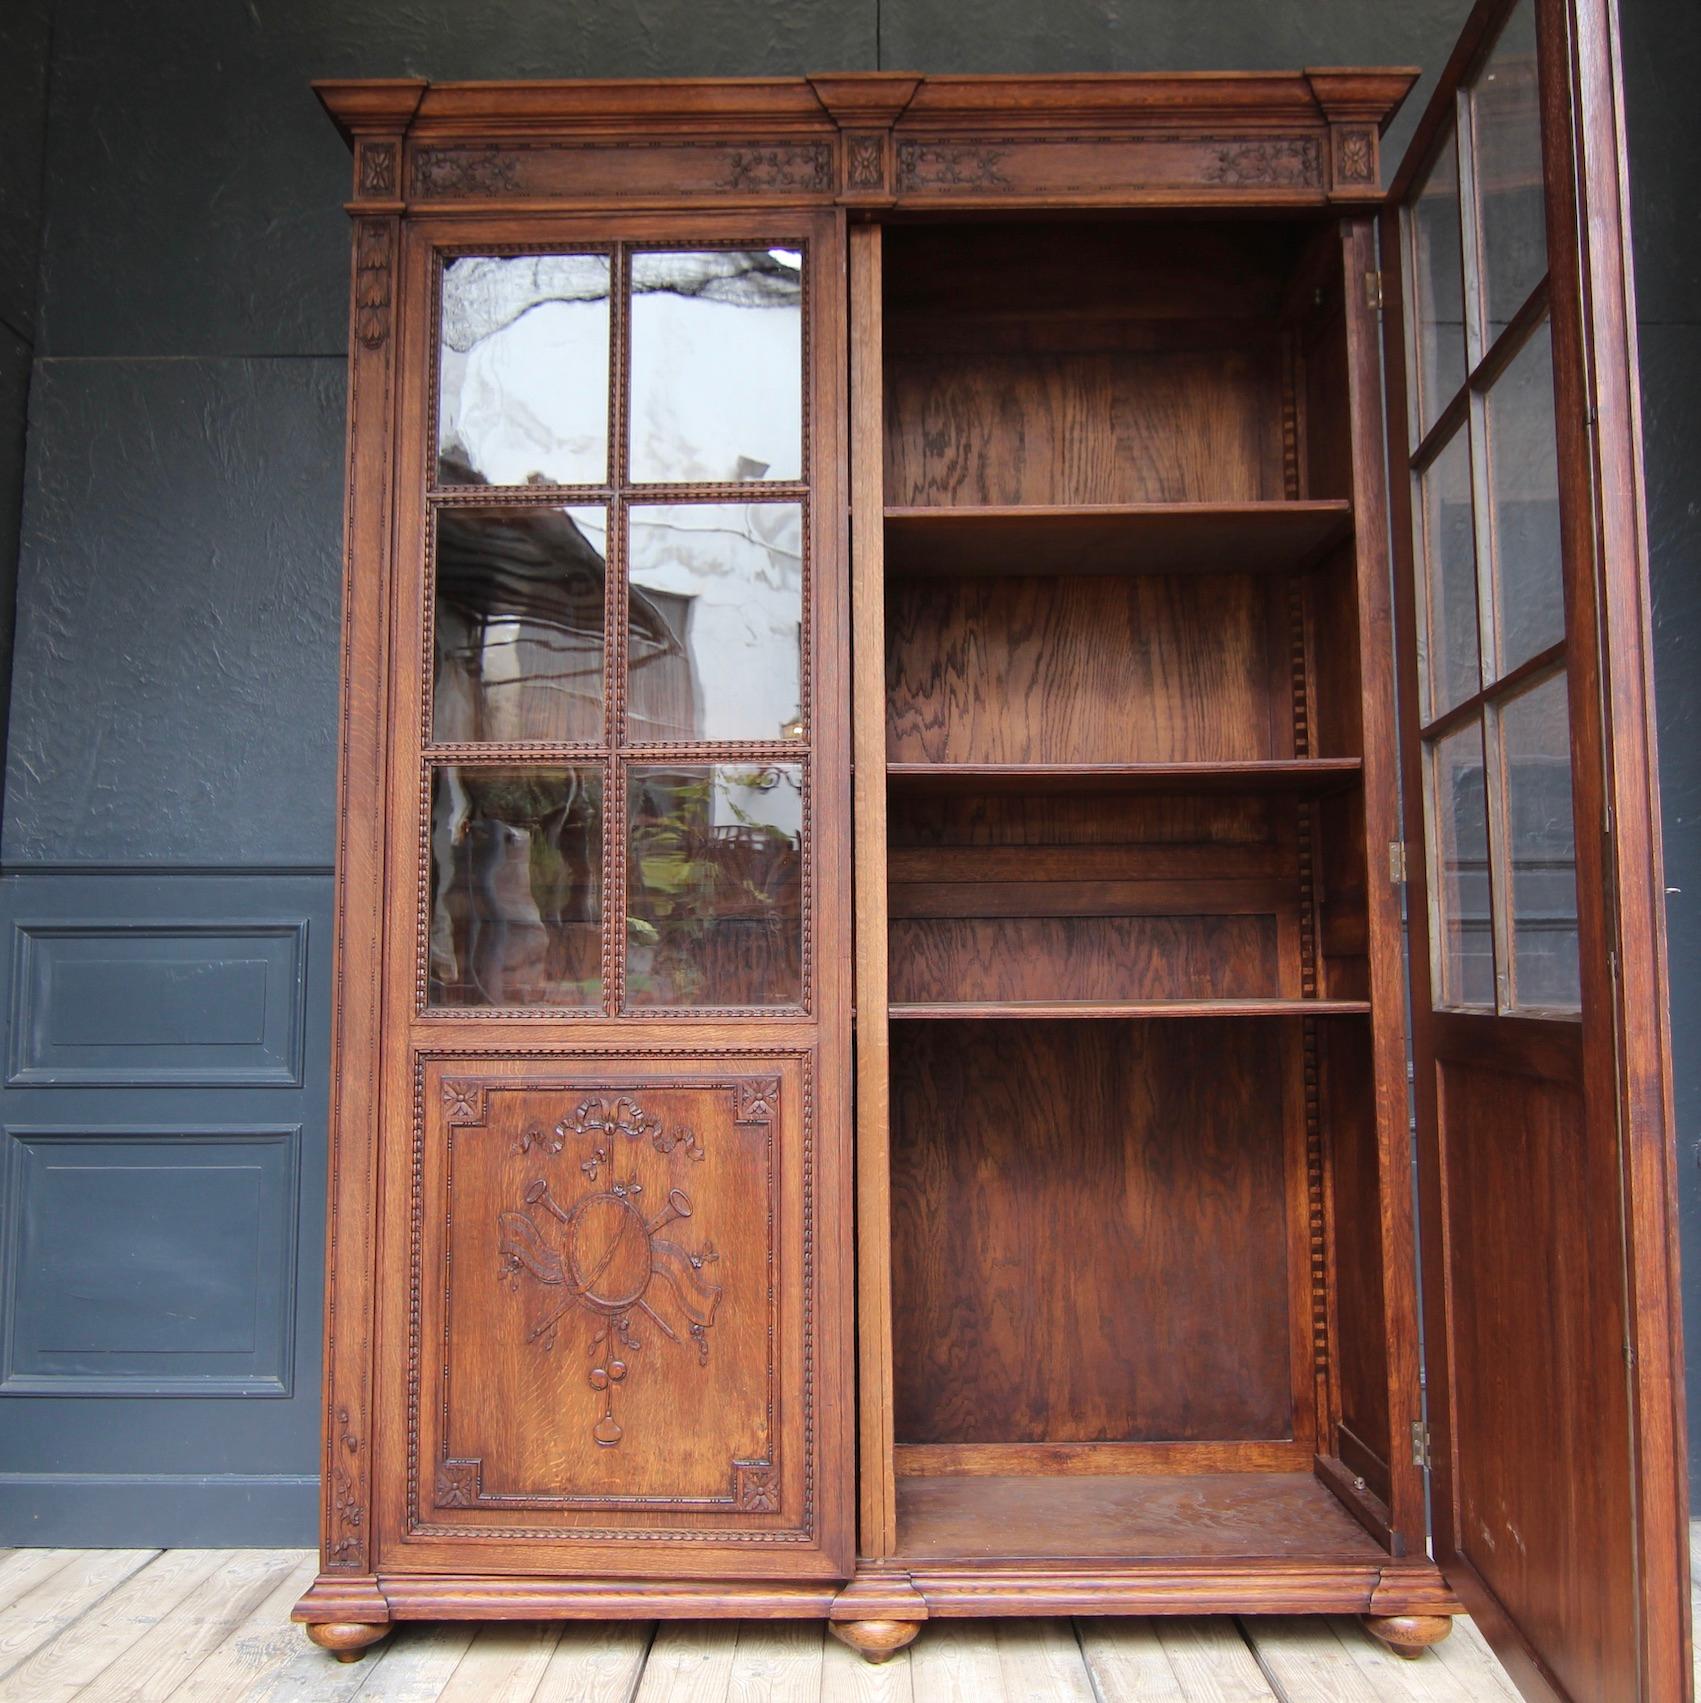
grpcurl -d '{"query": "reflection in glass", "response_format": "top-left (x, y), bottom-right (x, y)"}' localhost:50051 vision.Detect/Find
top-left (629, 250), bottom-right (802, 485)
top-left (626, 764), bottom-right (803, 1009)
top-left (1430, 721), bottom-right (1494, 1009)
top-left (1419, 430), bottom-right (1481, 719)
top-left (1500, 673), bottom-right (1580, 1010)
top-left (434, 507), bottom-right (607, 744)
top-left (1485, 322), bottom-right (1563, 673)
top-left (1471, 1), bottom-right (1546, 342)
top-left (438, 254), bottom-right (610, 487)
top-left (1410, 126), bottom-right (1467, 437)
top-left (429, 766), bottom-right (602, 1008)
top-left (626, 504), bottom-right (803, 743)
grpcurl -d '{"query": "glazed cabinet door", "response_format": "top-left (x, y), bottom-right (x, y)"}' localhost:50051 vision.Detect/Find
top-left (371, 210), bottom-right (852, 1579)
top-left (1383, 0), bottom-right (1686, 1696)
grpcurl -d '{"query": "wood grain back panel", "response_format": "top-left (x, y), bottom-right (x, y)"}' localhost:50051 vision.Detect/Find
top-left (888, 915), bottom-right (1280, 1004)
top-left (885, 574), bottom-right (1287, 765)
top-left (885, 349), bottom-right (1285, 507)
top-left (889, 1018), bottom-right (1296, 1447)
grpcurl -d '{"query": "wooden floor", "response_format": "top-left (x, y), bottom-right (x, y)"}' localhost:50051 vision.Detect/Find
top-left (0, 1537), bottom-right (1688, 1701)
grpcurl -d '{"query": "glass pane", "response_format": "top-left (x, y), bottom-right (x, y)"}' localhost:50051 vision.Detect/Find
top-left (626, 764), bottom-right (803, 1009)
top-left (1485, 321), bottom-right (1563, 674)
top-left (1418, 429), bottom-right (1481, 719)
top-left (1471, 1), bottom-right (1546, 343)
top-left (1429, 721), bottom-right (1494, 1009)
top-left (627, 503), bottom-right (803, 743)
top-left (438, 254), bottom-right (610, 487)
top-left (1500, 673), bottom-right (1580, 1010)
top-left (429, 766), bottom-right (602, 1008)
top-left (629, 249), bottom-right (803, 484)
top-left (1409, 126), bottom-right (1467, 438)
top-left (434, 507), bottom-right (607, 744)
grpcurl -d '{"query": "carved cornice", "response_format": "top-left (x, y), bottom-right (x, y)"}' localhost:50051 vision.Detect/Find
top-left (314, 69), bottom-right (1416, 211)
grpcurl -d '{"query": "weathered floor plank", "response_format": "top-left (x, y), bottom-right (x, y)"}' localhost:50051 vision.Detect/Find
top-left (633, 1620), bottom-right (741, 1703)
top-left (0, 1547), bottom-right (232, 1702)
top-left (0, 1548), bottom-right (1543, 1702)
top-left (1080, 1616), bottom-right (1277, 1702)
top-left (168, 1553), bottom-right (320, 1703)
top-left (533, 1621), bottom-right (655, 1703)
top-left (74, 1550), bottom-right (304, 1703)
top-left (0, 1548), bottom-right (158, 1684)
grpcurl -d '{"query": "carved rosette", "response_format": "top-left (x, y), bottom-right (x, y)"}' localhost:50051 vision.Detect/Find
top-left (736, 1077), bottom-right (781, 1125)
top-left (357, 140), bottom-right (398, 196)
top-left (734, 1459), bottom-right (780, 1513)
top-left (845, 133), bottom-right (886, 192)
top-left (1334, 126), bottom-right (1377, 186)
top-left (441, 1079), bottom-right (488, 1127)
top-left (435, 1459), bottom-right (481, 1508)
top-left (353, 219), bottom-right (391, 352)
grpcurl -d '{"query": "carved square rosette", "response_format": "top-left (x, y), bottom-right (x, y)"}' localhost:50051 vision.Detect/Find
top-left (403, 1050), bottom-right (817, 1550)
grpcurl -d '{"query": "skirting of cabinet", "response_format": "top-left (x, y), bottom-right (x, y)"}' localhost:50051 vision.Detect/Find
top-left (291, 1555), bottom-right (1460, 1623)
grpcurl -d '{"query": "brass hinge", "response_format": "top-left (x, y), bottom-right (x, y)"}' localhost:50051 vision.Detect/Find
top-left (1411, 1419), bottom-right (1432, 1470)
top-left (1389, 840), bottom-right (1408, 884)
top-left (1365, 269), bottom-right (1385, 312)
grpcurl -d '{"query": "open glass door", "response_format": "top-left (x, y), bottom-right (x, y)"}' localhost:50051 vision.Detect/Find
top-left (1383, 0), bottom-right (1688, 1696)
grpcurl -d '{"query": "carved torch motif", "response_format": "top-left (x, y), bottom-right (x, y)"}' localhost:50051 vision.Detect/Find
top-left (497, 1095), bottom-right (721, 1448)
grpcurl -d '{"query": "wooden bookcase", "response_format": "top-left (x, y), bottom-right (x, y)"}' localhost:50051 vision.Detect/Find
top-left (300, 2), bottom-right (1690, 1695)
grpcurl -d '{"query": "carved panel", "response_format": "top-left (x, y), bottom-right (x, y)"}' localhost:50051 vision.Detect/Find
top-left (1201, 138), bottom-right (1323, 188)
top-left (724, 144), bottom-right (832, 192)
top-left (892, 132), bottom-right (1326, 200)
top-left (408, 1054), bottom-right (816, 1543)
top-left (408, 140), bottom-right (834, 203)
top-left (412, 146), bottom-right (520, 198)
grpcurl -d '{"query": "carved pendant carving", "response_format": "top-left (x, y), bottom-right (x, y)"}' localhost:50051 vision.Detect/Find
top-left (353, 219), bottom-right (391, 352)
top-left (498, 1095), bottom-right (722, 1448)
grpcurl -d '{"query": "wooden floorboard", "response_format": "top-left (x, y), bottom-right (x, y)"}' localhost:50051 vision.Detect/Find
top-left (0, 1545), bottom-right (1574, 1701)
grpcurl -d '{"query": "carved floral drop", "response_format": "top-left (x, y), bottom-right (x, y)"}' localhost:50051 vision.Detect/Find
top-left (497, 1095), bottom-right (722, 1448)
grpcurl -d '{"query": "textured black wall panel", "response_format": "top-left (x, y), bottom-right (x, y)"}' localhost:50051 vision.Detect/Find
top-left (2, 358), bottom-right (344, 866)
top-left (0, 0), bottom-right (49, 344)
top-left (878, 0), bottom-right (1472, 163)
top-left (36, 0), bottom-right (880, 360)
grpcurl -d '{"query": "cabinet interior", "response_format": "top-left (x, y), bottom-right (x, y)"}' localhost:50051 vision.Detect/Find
top-left (878, 216), bottom-right (1393, 1561)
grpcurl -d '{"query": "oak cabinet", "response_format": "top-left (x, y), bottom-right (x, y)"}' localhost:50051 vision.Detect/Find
top-left (298, 3), bottom-right (1690, 1696)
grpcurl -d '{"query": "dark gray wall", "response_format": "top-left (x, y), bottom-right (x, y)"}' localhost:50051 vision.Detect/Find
top-left (0, 0), bottom-right (1694, 1541)
top-left (1622, 0), bottom-right (1701, 1505)
top-left (0, 0), bottom-right (49, 794)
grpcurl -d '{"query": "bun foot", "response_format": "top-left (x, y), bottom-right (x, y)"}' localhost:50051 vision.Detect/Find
top-left (305, 1621), bottom-right (392, 1662)
top-left (830, 1619), bottom-right (921, 1663)
top-left (1362, 1614), bottom-right (1453, 1660)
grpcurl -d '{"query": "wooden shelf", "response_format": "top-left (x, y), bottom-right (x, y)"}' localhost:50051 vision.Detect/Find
top-left (895, 1471), bottom-right (1386, 1563)
top-left (888, 998), bottom-right (1372, 1021)
top-left (883, 500), bottom-right (1354, 578)
top-left (885, 759), bottom-right (1362, 796)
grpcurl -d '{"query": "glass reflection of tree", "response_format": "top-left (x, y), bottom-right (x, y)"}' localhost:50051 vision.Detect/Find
top-left (628, 768), bottom-right (802, 1007)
